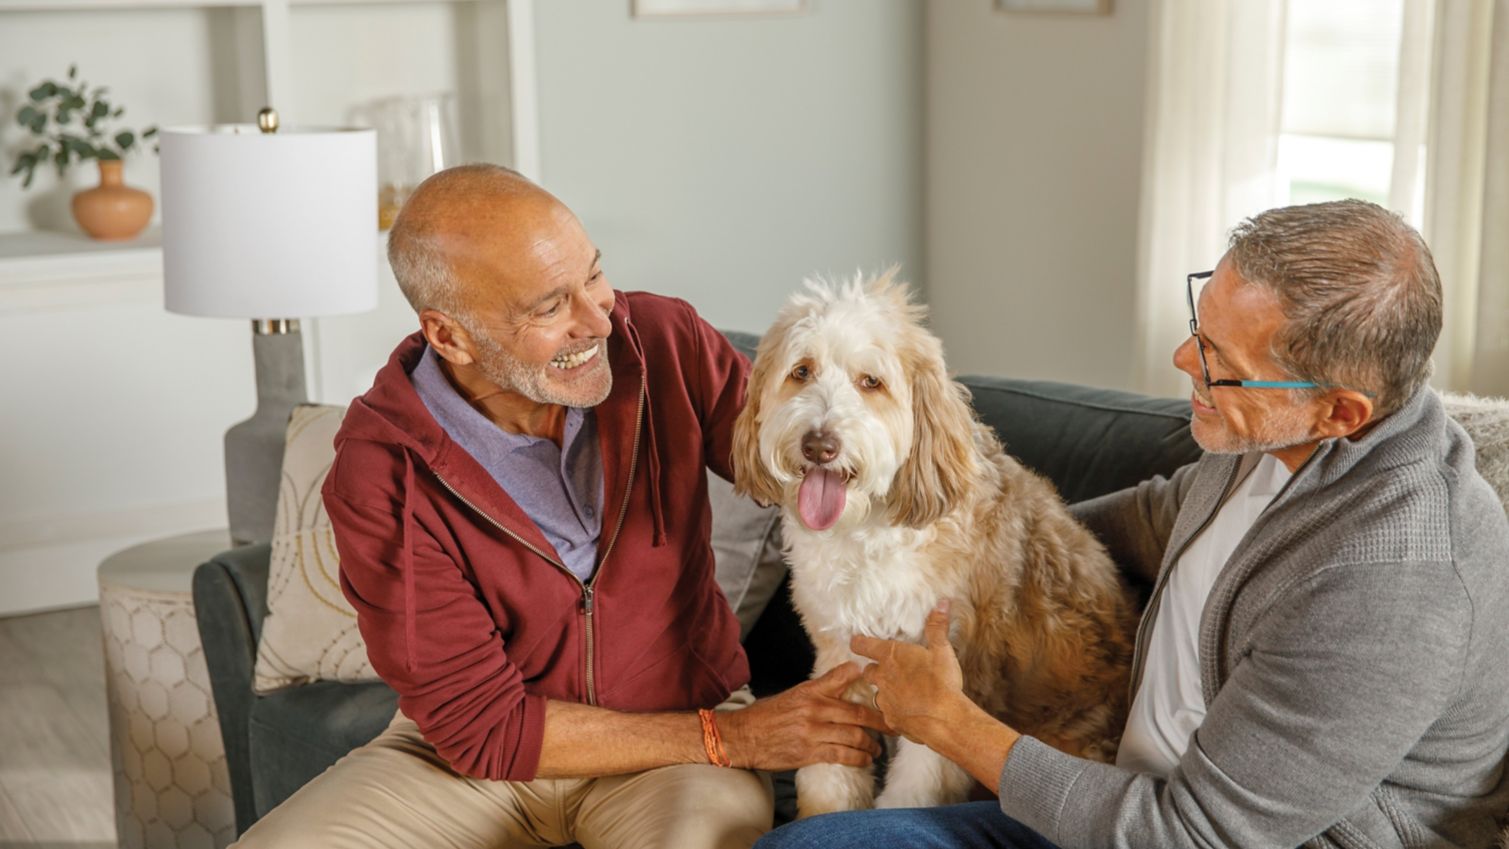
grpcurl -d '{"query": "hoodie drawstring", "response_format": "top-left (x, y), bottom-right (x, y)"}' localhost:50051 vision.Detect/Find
top-left (643, 380), bottom-right (667, 547)
top-left (621, 319), bottom-right (669, 549)
top-left (401, 449), bottom-right (418, 673)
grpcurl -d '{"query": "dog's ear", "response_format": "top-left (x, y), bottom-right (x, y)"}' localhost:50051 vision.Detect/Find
top-left (732, 348), bottom-right (784, 507)
top-left (886, 344), bottom-right (979, 528)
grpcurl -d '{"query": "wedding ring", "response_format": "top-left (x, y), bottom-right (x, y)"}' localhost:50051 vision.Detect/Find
top-left (868, 688), bottom-right (879, 710)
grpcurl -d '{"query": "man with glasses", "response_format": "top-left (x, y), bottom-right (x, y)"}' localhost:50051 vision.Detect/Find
top-left (756, 199), bottom-right (1509, 849)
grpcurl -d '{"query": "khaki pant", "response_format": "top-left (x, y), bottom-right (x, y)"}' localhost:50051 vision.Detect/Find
top-left (233, 689), bottom-right (773, 849)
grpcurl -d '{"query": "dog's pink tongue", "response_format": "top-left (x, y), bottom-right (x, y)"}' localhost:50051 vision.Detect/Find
top-left (797, 467), bottom-right (847, 531)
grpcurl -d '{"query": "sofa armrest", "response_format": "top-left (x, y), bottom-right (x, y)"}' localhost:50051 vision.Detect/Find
top-left (192, 542), bottom-right (271, 836)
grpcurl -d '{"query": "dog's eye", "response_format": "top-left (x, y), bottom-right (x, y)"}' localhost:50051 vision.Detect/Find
top-left (789, 364), bottom-right (812, 382)
top-left (858, 374), bottom-right (883, 391)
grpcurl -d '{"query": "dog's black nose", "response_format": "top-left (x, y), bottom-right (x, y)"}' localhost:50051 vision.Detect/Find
top-left (802, 429), bottom-right (842, 464)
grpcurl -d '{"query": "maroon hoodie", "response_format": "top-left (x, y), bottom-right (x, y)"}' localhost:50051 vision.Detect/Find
top-left (322, 291), bottom-right (752, 782)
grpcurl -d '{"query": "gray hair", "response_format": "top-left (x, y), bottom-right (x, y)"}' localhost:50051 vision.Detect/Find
top-left (1226, 199), bottom-right (1442, 417)
top-left (386, 163), bottom-right (536, 322)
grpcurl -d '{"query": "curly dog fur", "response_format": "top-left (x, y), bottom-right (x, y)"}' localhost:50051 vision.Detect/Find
top-left (733, 272), bottom-right (1138, 817)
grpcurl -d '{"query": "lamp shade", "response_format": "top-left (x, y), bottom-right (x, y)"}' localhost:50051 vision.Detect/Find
top-left (161, 124), bottom-right (378, 318)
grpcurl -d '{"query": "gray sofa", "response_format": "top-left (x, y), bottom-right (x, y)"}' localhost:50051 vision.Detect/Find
top-left (192, 331), bottom-right (1202, 835)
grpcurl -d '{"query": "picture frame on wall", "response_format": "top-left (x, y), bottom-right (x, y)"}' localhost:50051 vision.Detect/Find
top-left (633, 0), bottom-right (806, 17)
top-left (997, 0), bottom-right (1112, 14)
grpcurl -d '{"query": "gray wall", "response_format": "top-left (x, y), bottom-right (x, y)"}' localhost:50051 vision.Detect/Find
top-left (534, 0), bottom-right (924, 336)
top-left (926, 1), bottom-right (1150, 391)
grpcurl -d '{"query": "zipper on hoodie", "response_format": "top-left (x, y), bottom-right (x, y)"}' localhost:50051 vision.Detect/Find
top-left (584, 374), bottom-right (647, 705)
top-left (431, 375), bottom-right (646, 707)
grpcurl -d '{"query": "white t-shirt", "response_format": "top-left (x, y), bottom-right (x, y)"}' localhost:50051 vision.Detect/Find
top-left (1115, 453), bottom-right (1293, 776)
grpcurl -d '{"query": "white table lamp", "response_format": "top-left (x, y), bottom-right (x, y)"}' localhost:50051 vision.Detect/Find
top-left (161, 110), bottom-right (377, 545)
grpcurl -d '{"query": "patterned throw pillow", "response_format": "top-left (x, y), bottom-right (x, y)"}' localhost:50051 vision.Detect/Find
top-left (252, 404), bottom-right (788, 691)
top-left (253, 405), bottom-right (377, 693)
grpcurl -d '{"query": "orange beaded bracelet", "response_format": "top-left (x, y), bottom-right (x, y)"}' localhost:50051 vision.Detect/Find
top-left (698, 708), bottom-right (732, 768)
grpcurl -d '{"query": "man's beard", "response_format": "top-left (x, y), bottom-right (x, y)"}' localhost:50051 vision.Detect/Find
top-left (469, 330), bottom-right (613, 409)
top-left (1191, 389), bottom-right (1316, 455)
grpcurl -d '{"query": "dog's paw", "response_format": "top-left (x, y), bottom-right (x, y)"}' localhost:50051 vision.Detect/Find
top-left (875, 742), bottom-right (973, 809)
top-left (795, 763), bottom-right (875, 818)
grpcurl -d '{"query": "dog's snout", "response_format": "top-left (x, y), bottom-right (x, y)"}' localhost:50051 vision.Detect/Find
top-left (802, 429), bottom-right (842, 465)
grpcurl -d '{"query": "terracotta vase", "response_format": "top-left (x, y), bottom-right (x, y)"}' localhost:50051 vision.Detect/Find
top-left (72, 159), bottom-right (153, 241)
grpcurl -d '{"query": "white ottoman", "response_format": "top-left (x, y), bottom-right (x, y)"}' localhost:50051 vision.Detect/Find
top-left (99, 529), bottom-right (237, 849)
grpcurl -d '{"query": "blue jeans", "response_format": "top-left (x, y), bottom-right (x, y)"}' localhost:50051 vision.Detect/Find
top-left (754, 802), bottom-right (1063, 849)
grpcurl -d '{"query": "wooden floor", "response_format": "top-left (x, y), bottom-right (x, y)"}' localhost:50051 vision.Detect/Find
top-left (0, 605), bottom-right (117, 849)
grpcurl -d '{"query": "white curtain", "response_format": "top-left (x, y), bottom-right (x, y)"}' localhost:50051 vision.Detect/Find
top-left (1132, 0), bottom-right (1288, 397)
top-left (1424, 0), bottom-right (1509, 395)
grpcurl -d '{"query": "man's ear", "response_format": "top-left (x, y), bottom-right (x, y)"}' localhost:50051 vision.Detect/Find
top-left (419, 308), bottom-right (475, 366)
top-left (1316, 389), bottom-right (1375, 440)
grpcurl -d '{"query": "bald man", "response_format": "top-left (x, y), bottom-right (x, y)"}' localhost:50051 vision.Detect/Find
top-left (231, 165), bottom-right (888, 849)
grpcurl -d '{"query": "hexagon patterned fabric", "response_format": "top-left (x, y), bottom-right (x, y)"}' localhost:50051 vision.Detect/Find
top-left (102, 584), bottom-right (234, 848)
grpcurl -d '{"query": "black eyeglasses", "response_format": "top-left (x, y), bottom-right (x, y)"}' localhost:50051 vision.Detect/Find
top-left (1186, 270), bottom-right (1318, 391)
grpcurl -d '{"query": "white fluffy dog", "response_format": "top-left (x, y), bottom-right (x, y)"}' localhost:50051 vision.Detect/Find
top-left (733, 272), bottom-right (1137, 817)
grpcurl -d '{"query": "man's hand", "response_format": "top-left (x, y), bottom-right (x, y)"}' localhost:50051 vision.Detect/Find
top-left (718, 662), bottom-right (890, 771)
top-left (850, 599), bottom-right (1020, 793)
top-left (850, 599), bottom-right (969, 743)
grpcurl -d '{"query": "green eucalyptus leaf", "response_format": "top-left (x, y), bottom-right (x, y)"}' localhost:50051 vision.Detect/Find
top-left (115, 131), bottom-right (135, 151)
top-left (91, 100), bottom-right (109, 119)
top-left (17, 105), bottom-right (38, 126)
top-left (52, 148), bottom-right (68, 177)
top-left (98, 149), bottom-right (121, 161)
top-left (62, 135), bottom-right (94, 158)
top-left (142, 126), bottom-right (158, 138)
top-left (68, 64), bottom-right (77, 80)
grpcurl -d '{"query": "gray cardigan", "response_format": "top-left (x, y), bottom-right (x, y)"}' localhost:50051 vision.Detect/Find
top-left (1001, 388), bottom-right (1509, 849)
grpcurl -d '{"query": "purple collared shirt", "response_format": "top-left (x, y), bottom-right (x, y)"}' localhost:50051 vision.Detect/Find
top-left (410, 345), bottom-right (604, 582)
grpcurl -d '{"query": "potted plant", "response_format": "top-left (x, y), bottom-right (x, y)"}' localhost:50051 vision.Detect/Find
top-left (8, 65), bottom-right (159, 241)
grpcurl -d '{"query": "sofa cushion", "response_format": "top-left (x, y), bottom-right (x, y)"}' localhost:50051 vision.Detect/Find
top-left (961, 376), bottom-right (1199, 504)
top-left (708, 472), bottom-right (786, 639)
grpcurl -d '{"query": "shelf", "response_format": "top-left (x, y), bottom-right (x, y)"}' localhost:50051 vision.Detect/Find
top-left (0, 227), bottom-right (161, 261)
top-left (0, 229), bottom-right (163, 303)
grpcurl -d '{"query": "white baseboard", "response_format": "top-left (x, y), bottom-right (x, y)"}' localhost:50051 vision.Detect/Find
top-left (0, 499), bottom-right (227, 617)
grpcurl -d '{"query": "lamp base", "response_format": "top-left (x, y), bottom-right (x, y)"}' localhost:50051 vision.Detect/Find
top-left (227, 320), bottom-right (308, 546)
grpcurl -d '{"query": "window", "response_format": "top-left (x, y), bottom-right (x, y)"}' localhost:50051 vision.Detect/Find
top-left (1275, 0), bottom-right (1424, 223)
